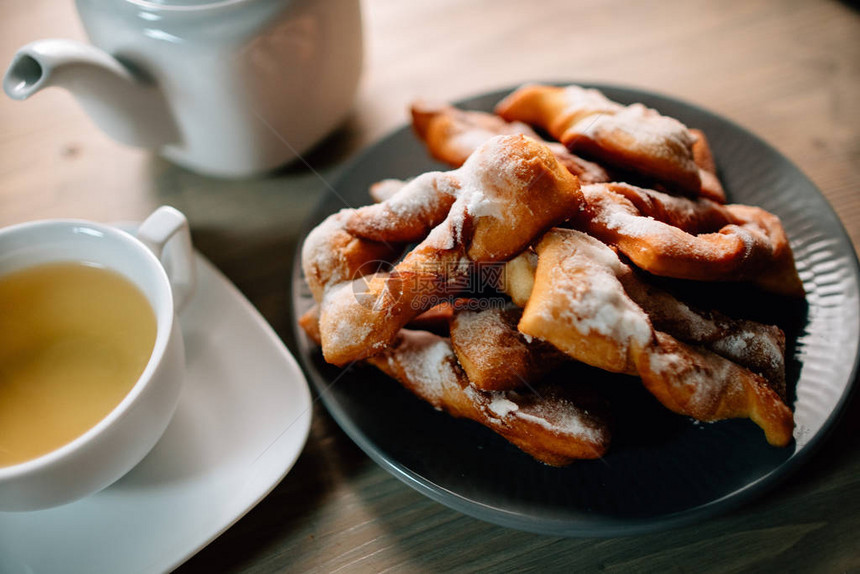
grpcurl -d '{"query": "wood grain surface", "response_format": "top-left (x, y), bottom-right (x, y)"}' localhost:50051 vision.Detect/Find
top-left (1, 0), bottom-right (859, 572)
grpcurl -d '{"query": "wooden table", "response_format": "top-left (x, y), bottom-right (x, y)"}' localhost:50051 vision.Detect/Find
top-left (2, 0), bottom-right (859, 571)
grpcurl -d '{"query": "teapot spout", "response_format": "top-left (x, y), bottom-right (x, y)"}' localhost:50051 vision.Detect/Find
top-left (4, 39), bottom-right (178, 149)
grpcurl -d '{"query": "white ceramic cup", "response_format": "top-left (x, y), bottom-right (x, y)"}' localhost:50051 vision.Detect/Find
top-left (0, 206), bottom-right (196, 511)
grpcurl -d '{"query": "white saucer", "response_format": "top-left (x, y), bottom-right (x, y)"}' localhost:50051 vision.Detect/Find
top-left (0, 244), bottom-right (313, 573)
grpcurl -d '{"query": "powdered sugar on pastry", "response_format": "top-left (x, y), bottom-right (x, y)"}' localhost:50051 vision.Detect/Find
top-left (496, 83), bottom-right (703, 195)
top-left (517, 408), bottom-right (600, 442)
top-left (560, 85), bottom-right (623, 122)
top-left (301, 209), bottom-right (353, 296)
top-left (545, 231), bottom-right (652, 347)
top-left (577, 104), bottom-right (695, 163)
top-left (388, 330), bottom-right (458, 405)
top-left (346, 172), bottom-right (460, 244)
top-left (488, 396), bottom-right (519, 418)
top-left (443, 136), bottom-right (534, 245)
top-left (646, 346), bottom-right (736, 416)
top-left (365, 329), bottom-right (611, 464)
top-left (302, 209), bottom-right (401, 302)
top-left (449, 303), bottom-right (564, 391)
top-left (575, 183), bottom-right (805, 296)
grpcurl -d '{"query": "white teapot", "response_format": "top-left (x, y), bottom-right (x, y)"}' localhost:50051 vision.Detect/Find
top-left (3, 0), bottom-right (363, 178)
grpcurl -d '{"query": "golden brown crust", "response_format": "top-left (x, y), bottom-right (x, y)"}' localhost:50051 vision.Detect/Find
top-left (449, 303), bottom-right (564, 391)
top-left (496, 84), bottom-right (706, 197)
top-left (497, 237), bottom-right (788, 397)
top-left (301, 302), bottom-right (457, 340)
top-left (574, 183), bottom-right (805, 297)
top-left (620, 275), bottom-right (787, 396)
top-left (300, 93), bottom-right (800, 455)
top-left (312, 135), bottom-right (583, 366)
top-left (300, 308), bottom-right (611, 464)
top-left (653, 128), bottom-right (727, 203)
top-left (298, 305), bottom-right (322, 345)
top-left (367, 329), bottom-right (611, 465)
top-left (346, 172), bottom-right (460, 243)
top-left (638, 333), bottom-right (793, 446)
top-left (405, 302), bottom-right (454, 335)
top-left (517, 228), bottom-right (793, 445)
top-left (410, 100), bottom-right (611, 184)
top-left (300, 209), bottom-right (403, 302)
top-left (519, 229), bottom-right (651, 375)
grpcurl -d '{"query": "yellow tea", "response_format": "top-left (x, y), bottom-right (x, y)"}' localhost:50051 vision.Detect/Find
top-left (0, 262), bottom-right (157, 467)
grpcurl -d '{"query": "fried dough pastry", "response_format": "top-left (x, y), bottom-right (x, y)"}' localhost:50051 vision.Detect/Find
top-left (638, 332), bottom-right (792, 447)
top-left (362, 152), bottom-right (796, 297)
top-left (518, 228), bottom-right (793, 446)
top-left (301, 209), bottom-right (403, 302)
top-left (498, 230), bottom-right (786, 398)
top-left (346, 171), bottom-right (461, 243)
top-left (501, 231), bottom-right (788, 394)
top-left (310, 135), bottom-right (583, 365)
top-left (367, 329), bottom-right (611, 465)
top-left (501, 250), bottom-right (538, 308)
top-left (520, 228), bottom-right (651, 375)
top-left (369, 178), bottom-right (407, 203)
top-left (410, 100), bottom-right (610, 184)
top-left (298, 305), bottom-right (323, 345)
top-left (575, 183), bottom-right (804, 296)
top-left (690, 128), bottom-right (725, 202)
top-left (407, 302), bottom-right (456, 335)
top-left (619, 277), bottom-right (787, 396)
top-left (299, 302), bottom-right (457, 341)
top-left (299, 91), bottom-right (801, 456)
top-left (496, 84), bottom-right (722, 200)
top-left (297, 307), bottom-right (609, 465)
top-left (449, 303), bottom-right (564, 391)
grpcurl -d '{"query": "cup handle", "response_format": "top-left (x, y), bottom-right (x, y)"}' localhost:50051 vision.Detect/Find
top-left (136, 206), bottom-right (197, 314)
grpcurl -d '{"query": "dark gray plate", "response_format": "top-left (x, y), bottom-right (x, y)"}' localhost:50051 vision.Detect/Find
top-left (290, 84), bottom-right (860, 536)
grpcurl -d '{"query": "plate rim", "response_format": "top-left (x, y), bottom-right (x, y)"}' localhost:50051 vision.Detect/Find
top-left (290, 82), bottom-right (860, 537)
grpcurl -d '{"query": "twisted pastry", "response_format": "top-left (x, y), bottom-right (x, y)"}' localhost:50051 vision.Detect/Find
top-left (410, 100), bottom-right (611, 184)
top-left (301, 209), bottom-right (403, 302)
top-left (639, 331), bottom-right (792, 445)
top-left (394, 99), bottom-right (795, 294)
top-left (496, 84), bottom-right (724, 201)
top-left (619, 277), bottom-right (787, 396)
top-left (307, 135), bottom-right (583, 365)
top-left (575, 183), bottom-right (804, 297)
top-left (362, 177), bottom-right (802, 297)
top-left (347, 171), bottom-right (461, 243)
top-left (520, 228), bottom-right (650, 375)
top-left (369, 178), bottom-right (408, 203)
top-left (517, 228), bottom-right (793, 446)
top-left (500, 236), bottom-right (787, 393)
top-left (690, 128), bottom-right (725, 202)
top-left (406, 301), bottom-right (456, 335)
top-left (297, 309), bottom-right (610, 465)
top-left (367, 329), bottom-right (611, 465)
top-left (299, 302), bottom-right (456, 342)
top-left (449, 303), bottom-right (564, 391)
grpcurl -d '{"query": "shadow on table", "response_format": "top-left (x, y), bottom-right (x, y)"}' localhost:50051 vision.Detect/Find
top-left (838, 0), bottom-right (860, 12)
